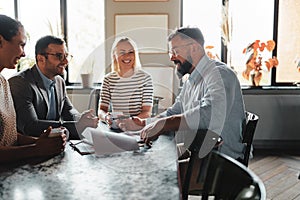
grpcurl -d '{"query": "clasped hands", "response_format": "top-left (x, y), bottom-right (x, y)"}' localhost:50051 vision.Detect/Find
top-left (35, 126), bottom-right (67, 156)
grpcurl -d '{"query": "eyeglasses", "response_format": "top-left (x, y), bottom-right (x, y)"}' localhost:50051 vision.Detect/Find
top-left (41, 52), bottom-right (73, 62)
top-left (168, 42), bottom-right (194, 57)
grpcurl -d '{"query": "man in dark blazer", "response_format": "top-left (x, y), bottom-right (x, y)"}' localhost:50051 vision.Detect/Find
top-left (9, 35), bottom-right (98, 139)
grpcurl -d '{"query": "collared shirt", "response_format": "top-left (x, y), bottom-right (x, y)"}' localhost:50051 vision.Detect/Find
top-left (164, 55), bottom-right (246, 159)
top-left (36, 66), bottom-right (57, 119)
top-left (36, 66), bottom-right (54, 91)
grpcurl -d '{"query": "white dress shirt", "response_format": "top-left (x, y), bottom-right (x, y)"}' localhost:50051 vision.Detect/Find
top-left (163, 55), bottom-right (246, 159)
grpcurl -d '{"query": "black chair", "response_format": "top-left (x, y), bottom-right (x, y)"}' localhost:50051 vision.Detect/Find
top-left (201, 150), bottom-right (266, 200)
top-left (240, 111), bottom-right (259, 167)
top-left (181, 129), bottom-right (222, 200)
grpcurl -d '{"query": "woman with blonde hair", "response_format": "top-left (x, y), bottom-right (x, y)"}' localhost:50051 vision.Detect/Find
top-left (99, 37), bottom-right (153, 128)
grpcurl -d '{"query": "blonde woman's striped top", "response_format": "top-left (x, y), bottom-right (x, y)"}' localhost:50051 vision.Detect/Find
top-left (100, 69), bottom-right (153, 116)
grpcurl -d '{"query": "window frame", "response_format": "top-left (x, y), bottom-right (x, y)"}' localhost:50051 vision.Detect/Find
top-left (11, 0), bottom-right (92, 86)
top-left (181, 0), bottom-right (297, 87)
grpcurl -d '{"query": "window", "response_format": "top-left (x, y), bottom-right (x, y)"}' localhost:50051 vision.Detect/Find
top-left (0, 0), bottom-right (105, 84)
top-left (18, 0), bottom-right (61, 70)
top-left (182, 0), bottom-right (221, 61)
top-left (67, 0), bottom-right (105, 84)
top-left (230, 0), bottom-right (274, 86)
top-left (183, 0), bottom-right (300, 86)
top-left (276, 0), bottom-right (300, 83)
top-left (0, 0), bottom-right (17, 78)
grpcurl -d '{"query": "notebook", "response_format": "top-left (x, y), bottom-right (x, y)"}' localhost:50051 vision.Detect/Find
top-left (69, 139), bottom-right (95, 155)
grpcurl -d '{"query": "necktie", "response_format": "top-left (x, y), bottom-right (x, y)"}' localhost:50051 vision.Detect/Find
top-left (47, 82), bottom-right (57, 120)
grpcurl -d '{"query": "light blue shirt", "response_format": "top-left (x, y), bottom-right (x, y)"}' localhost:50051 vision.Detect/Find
top-left (164, 55), bottom-right (246, 159)
top-left (36, 66), bottom-right (57, 119)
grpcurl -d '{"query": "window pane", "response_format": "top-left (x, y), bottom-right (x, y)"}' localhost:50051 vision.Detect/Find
top-left (230, 0), bottom-right (274, 85)
top-left (230, 0), bottom-right (274, 86)
top-left (0, 0), bottom-right (14, 17)
top-left (18, 0), bottom-right (61, 70)
top-left (0, 0), bottom-right (17, 78)
top-left (67, 0), bottom-right (105, 83)
top-left (182, 0), bottom-right (222, 58)
top-left (276, 0), bottom-right (300, 83)
top-left (183, 0), bottom-right (274, 86)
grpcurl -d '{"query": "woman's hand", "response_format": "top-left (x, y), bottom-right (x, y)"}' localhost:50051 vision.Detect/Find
top-left (35, 126), bottom-right (66, 157)
top-left (104, 112), bottom-right (113, 125)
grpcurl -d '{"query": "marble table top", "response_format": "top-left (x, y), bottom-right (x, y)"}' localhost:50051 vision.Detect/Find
top-left (0, 134), bottom-right (180, 200)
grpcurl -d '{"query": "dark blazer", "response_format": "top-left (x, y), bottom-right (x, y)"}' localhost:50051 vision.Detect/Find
top-left (9, 65), bottom-right (80, 139)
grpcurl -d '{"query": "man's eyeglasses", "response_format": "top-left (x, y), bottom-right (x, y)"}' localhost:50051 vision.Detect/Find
top-left (168, 42), bottom-right (194, 57)
top-left (41, 52), bottom-right (73, 62)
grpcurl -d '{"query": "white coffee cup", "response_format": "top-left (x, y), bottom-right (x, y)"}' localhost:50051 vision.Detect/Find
top-left (49, 127), bottom-right (69, 140)
top-left (81, 73), bottom-right (93, 88)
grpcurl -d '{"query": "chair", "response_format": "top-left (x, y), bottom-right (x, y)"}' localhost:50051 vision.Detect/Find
top-left (88, 88), bottom-right (161, 118)
top-left (201, 150), bottom-right (266, 200)
top-left (240, 111), bottom-right (259, 167)
top-left (87, 88), bottom-right (101, 116)
top-left (181, 129), bottom-right (222, 200)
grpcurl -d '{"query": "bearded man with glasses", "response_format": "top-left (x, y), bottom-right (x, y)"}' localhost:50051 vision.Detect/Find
top-left (9, 35), bottom-right (98, 140)
top-left (119, 27), bottom-right (246, 161)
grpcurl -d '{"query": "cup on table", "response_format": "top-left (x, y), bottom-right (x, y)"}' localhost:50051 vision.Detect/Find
top-left (49, 127), bottom-right (69, 140)
top-left (81, 73), bottom-right (93, 88)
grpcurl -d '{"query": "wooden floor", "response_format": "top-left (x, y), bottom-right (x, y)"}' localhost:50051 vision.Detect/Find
top-left (249, 149), bottom-right (300, 200)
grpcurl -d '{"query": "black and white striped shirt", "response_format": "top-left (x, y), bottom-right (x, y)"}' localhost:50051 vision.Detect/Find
top-left (100, 69), bottom-right (153, 116)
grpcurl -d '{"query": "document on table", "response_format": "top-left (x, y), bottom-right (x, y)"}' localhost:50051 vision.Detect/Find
top-left (81, 127), bottom-right (140, 156)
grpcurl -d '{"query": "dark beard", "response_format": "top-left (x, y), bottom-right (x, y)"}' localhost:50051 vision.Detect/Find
top-left (174, 57), bottom-right (193, 79)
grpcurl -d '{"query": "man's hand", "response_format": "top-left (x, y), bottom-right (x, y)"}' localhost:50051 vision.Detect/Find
top-left (118, 116), bottom-right (145, 131)
top-left (140, 118), bottom-right (166, 144)
top-left (78, 109), bottom-right (99, 129)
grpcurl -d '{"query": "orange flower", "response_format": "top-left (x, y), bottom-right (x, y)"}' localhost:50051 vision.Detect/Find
top-left (205, 45), bottom-right (215, 49)
top-left (259, 42), bottom-right (265, 51)
top-left (242, 39), bottom-right (278, 85)
top-left (205, 45), bottom-right (220, 60)
top-left (265, 56), bottom-right (278, 71)
top-left (252, 40), bottom-right (260, 51)
top-left (266, 40), bottom-right (276, 51)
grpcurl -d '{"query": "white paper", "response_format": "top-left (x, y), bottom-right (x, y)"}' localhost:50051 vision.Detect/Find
top-left (82, 127), bottom-right (139, 155)
top-left (81, 128), bottom-right (94, 144)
